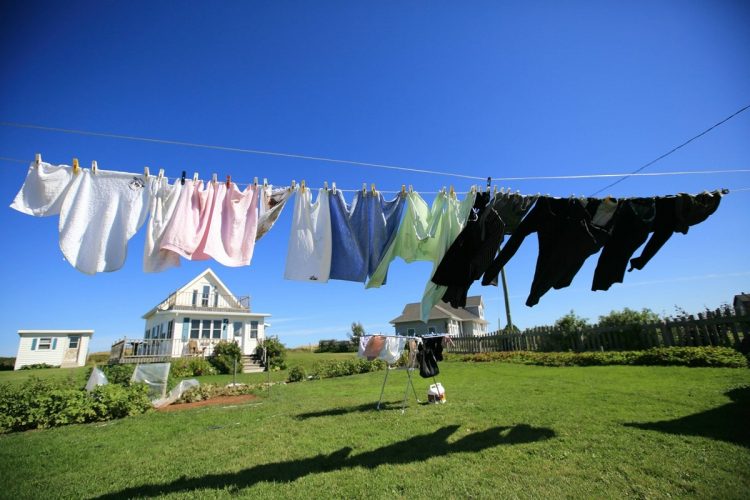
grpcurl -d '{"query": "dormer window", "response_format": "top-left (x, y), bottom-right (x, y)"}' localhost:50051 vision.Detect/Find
top-left (201, 286), bottom-right (210, 307)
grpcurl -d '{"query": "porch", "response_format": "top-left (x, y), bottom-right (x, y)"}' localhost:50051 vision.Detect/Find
top-left (108, 337), bottom-right (232, 364)
top-left (155, 291), bottom-right (250, 313)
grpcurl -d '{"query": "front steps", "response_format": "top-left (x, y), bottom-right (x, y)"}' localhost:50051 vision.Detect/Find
top-left (241, 354), bottom-right (265, 373)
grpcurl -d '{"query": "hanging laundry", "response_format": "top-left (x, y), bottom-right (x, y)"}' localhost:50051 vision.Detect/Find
top-left (357, 336), bottom-right (372, 358)
top-left (379, 337), bottom-right (407, 364)
top-left (58, 167), bottom-right (151, 274)
top-left (482, 196), bottom-right (608, 306)
top-left (143, 176), bottom-right (182, 273)
top-left (628, 191), bottom-right (723, 272)
top-left (416, 338), bottom-right (440, 378)
top-left (328, 190), bottom-right (368, 282)
top-left (366, 191), bottom-right (445, 289)
top-left (364, 189), bottom-right (406, 279)
top-left (159, 179), bottom-right (217, 260)
top-left (363, 335), bottom-right (386, 361)
top-left (284, 187), bottom-right (332, 282)
top-left (420, 190), bottom-right (477, 322)
top-left (591, 198), bottom-right (655, 291)
top-left (256, 185), bottom-right (292, 241)
top-left (200, 183), bottom-right (260, 267)
top-left (11, 161), bottom-right (75, 216)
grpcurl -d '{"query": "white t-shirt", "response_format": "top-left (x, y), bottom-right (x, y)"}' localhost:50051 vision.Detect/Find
top-left (284, 187), bottom-right (332, 282)
top-left (10, 161), bottom-right (75, 217)
top-left (143, 177), bottom-right (183, 273)
top-left (59, 168), bottom-right (151, 274)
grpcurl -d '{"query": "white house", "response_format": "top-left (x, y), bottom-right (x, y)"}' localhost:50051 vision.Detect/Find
top-left (15, 330), bottom-right (93, 370)
top-left (390, 296), bottom-right (489, 337)
top-left (110, 269), bottom-right (270, 368)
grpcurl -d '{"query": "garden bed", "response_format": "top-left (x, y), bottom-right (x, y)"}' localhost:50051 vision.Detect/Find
top-left (157, 394), bottom-right (258, 412)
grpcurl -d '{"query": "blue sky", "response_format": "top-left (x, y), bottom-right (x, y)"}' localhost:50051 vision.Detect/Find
top-left (0, 1), bottom-right (748, 356)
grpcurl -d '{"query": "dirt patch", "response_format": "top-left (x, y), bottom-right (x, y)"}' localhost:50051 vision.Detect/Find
top-left (157, 394), bottom-right (259, 412)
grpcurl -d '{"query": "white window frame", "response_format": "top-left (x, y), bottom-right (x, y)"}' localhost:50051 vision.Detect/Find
top-left (38, 337), bottom-right (52, 350)
top-left (250, 321), bottom-right (258, 339)
top-left (68, 336), bottom-right (80, 349)
top-left (233, 322), bottom-right (243, 336)
top-left (212, 319), bottom-right (222, 339)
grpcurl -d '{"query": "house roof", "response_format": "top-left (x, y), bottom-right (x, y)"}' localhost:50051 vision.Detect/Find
top-left (390, 296), bottom-right (488, 324)
top-left (17, 330), bottom-right (94, 336)
top-left (142, 268), bottom-right (243, 318)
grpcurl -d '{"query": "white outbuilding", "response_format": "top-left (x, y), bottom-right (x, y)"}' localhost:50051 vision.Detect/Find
top-left (14, 330), bottom-right (94, 370)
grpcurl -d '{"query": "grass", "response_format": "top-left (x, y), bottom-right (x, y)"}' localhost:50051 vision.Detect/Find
top-left (1, 358), bottom-right (748, 498)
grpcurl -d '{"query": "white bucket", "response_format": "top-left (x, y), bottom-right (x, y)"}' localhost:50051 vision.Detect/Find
top-left (427, 383), bottom-right (446, 404)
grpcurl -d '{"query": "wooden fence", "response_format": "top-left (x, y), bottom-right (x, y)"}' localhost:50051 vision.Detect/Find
top-left (447, 309), bottom-right (750, 354)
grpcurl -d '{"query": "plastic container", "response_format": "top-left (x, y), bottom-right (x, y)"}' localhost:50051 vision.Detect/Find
top-left (427, 383), bottom-right (446, 404)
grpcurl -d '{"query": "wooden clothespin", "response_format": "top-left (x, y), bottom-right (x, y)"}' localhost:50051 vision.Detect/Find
top-left (301, 180), bottom-right (306, 192)
top-left (34, 153), bottom-right (42, 166)
top-left (401, 184), bottom-right (406, 196)
top-left (226, 175), bottom-right (232, 188)
top-left (193, 172), bottom-right (199, 182)
top-left (91, 161), bottom-right (98, 174)
top-left (143, 166), bottom-right (149, 178)
top-left (449, 185), bottom-right (455, 198)
top-left (72, 158), bottom-right (80, 174)
top-left (181, 171), bottom-right (186, 185)
top-left (371, 183), bottom-right (376, 195)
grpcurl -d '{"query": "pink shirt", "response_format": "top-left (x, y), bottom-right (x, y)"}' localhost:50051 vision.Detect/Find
top-left (200, 183), bottom-right (260, 266)
top-left (160, 180), bottom-right (217, 260)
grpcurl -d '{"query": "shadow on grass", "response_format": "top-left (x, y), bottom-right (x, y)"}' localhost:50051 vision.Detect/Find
top-left (96, 424), bottom-right (555, 498)
top-left (295, 401), bottom-right (407, 419)
top-left (625, 386), bottom-right (750, 448)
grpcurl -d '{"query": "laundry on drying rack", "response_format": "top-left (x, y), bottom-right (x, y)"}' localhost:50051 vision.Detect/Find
top-left (284, 186), bottom-right (332, 282)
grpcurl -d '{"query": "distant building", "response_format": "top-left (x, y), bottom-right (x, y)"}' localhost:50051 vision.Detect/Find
top-left (390, 296), bottom-right (489, 337)
top-left (14, 330), bottom-right (93, 370)
top-left (734, 293), bottom-right (750, 316)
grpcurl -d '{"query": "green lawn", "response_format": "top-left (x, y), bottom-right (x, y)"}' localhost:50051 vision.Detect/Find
top-left (1, 361), bottom-right (748, 498)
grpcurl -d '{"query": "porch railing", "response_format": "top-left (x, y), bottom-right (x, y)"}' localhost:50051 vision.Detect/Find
top-left (109, 337), bottom-right (242, 364)
top-left (155, 291), bottom-right (250, 312)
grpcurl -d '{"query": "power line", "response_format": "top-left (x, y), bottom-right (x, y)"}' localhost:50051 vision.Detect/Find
top-left (590, 103), bottom-right (750, 196)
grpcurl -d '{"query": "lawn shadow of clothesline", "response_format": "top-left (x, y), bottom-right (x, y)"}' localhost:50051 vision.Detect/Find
top-left (624, 386), bottom-right (750, 448)
top-left (95, 424), bottom-right (555, 498)
top-left (295, 400), bottom-right (409, 419)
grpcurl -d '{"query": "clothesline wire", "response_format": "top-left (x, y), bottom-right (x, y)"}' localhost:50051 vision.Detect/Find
top-left (0, 156), bottom-right (748, 195)
top-left (590, 103), bottom-right (750, 196)
top-left (2, 104), bottom-right (748, 185)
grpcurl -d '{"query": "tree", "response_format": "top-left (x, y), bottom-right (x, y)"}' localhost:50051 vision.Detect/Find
top-left (598, 308), bottom-right (660, 327)
top-left (349, 321), bottom-right (365, 347)
top-left (554, 310), bottom-right (590, 337)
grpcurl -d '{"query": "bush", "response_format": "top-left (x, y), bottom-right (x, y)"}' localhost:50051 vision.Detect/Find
top-left (176, 383), bottom-right (258, 404)
top-left (0, 378), bottom-right (152, 434)
top-left (171, 357), bottom-right (218, 377)
top-left (209, 341), bottom-right (243, 374)
top-left (316, 340), bottom-right (357, 353)
top-left (99, 364), bottom-right (136, 385)
top-left (456, 347), bottom-right (748, 368)
top-left (257, 338), bottom-right (287, 371)
top-left (0, 357), bottom-right (15, 371)
top-left (19, 363), bottom-right (58, 370)
top-left (287, 365), bottom-right (306, 383)
top-left (310, 358), bottom-right (385, 379)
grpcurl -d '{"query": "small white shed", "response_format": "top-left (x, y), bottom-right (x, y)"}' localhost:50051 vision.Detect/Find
top-left (15, 330), bottom-right (94, 370)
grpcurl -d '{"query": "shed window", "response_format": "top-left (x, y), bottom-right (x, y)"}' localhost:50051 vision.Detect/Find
top-left (38, 337), bottom-right (52, 350)
top-left (68, 336), bottom-right (80, 349)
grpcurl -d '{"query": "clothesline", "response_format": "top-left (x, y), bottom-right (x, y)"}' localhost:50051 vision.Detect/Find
top-left (1, 155), bottom-right (748, 194)
top-left (2, 102), bottom-right (749, 186)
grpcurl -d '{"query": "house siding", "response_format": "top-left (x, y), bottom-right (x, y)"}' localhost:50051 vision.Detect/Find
top-left (15, 332), bottom-right (92, 370)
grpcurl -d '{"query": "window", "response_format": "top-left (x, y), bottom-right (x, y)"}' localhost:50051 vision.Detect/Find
top-left (212, 320), bottom-right (222, 339)
top-left (407, 328), bottom-right (415, 336)
top-left (233, 322), bottom-right (243, 336)
top-left (201, 286), bottom-right (210, 307)
top-left (68, 336), bottom-right (80, 349)
top-left (38, 337), bottom-right (52, 350)
top-left (190, 320), bottom-right (200, 339)
top-left (250, 321), bottom-right (258, 339)
top-left (167, 320), bottom-right (173, 339)
top-left (192, 290), bottom-right (198, 306)
top-left (160, 323), bottom-right (167, 339)
top-left (144, 328), bottom-right (150, 340)
top-left (428, 327), bottom-right (436, 334)
top-left (151, 326), bottom-right (157, 339)
top-left (202, 320), bottom-right (211, 338)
